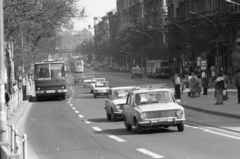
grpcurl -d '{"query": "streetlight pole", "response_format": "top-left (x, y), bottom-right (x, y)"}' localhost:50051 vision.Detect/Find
top-left (0, 0), bottom-right (7, 143)
top-left (165, 21), bottom-right (190, 73)
top-left (189, 11), bottom-right (219, 73)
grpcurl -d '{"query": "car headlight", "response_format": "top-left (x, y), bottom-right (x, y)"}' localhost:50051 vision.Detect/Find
top-left (62, 86), bottom-right (65, 89)
top-left (116, 105), bottom-right (121, 111)
top-left (176, 110), bottom-right (183, 118)
top-left (140, 112), bottom-right (148, 120)
top-left (37, 87), bottom-right (40, 90)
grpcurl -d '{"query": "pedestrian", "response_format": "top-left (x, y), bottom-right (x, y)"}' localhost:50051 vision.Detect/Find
top-left (235, 69), bottom-right (240, 104)
top-left (174, 73), bottom-right (181, 99)
top-left (195, 75), bottom-right (202, 97)
top-left (202, 73), bottom-right (209, 95)
top-left (5, 84), bottom-right (10, 107)
top-left (189, 73), bottom-right (198, 98)
top-left (13, 82), bottom-right (18, 93)
top-left (215, 73), bottom-right (225, 105)
top-left (223, 72), bottom-right (229, 100)
top-left (201, 70), bottom-right (206, 78)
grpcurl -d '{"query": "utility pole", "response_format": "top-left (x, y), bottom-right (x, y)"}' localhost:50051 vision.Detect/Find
top-left (0, 0), bottom-right (7, 143)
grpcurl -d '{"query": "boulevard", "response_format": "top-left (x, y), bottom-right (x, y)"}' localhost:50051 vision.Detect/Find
top-left (23, 69), bottom-right (240, 159)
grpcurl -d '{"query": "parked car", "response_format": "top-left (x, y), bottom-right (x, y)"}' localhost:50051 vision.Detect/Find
top-left (93, 65), bottom-right (99, 71)
top-left (122, 86), bottom-right (185, 134)
top-left (105, 86), bottom-right (138, 121)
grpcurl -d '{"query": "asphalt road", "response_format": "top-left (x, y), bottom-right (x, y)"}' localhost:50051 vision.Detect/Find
top-left (23, 69), bottom-right (240, 159)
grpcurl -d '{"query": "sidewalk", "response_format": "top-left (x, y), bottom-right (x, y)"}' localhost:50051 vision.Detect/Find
top-left (7, 83), bottom-right (39, 159)
top-left (180, 88), bottom-right (240, 119)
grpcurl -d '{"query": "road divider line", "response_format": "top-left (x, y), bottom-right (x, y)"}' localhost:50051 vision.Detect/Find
top-left (137, 148), bottom-right (164, 158)
top-left (92, 127), bottom-right (102, 131)
top-left (108, 135), bottom-right (126, 142)
top-left (72, 107), bottom-right (76, 110)
top-left (84, 120), bottom-right (91, 124)
top-left (204, 129), bottom-right (240, 140)
top-left (70, 104), bottom-right (73, 107)
top-left (75, 110), bottom-right (79, 113)
top-left (79, 115), bottom-right (84, 118)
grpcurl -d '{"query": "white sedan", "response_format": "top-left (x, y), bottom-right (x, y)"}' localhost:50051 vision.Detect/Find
top-left (90, 78), bottom-right (106, 93)
top-left (123, 87), bottom-right (185, 134)
top-left (82, 75), bottom-right (95, 88)
top-left (93, 81), bottom-right (109, 98)
top-left (105, 86), bottom-right (136, 121)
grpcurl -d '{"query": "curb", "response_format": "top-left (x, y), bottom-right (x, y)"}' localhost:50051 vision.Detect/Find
top-left (180, 103), bottom-right (240, 119)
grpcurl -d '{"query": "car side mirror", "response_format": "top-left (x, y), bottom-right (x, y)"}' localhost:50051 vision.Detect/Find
top-left (176, 99), bottom-right (181, 103)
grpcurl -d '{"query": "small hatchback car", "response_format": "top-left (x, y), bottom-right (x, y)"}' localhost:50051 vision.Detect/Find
top-left (131, 67), bottom-right (143, 78)
top-left (93, 81), bottom-right (109, 98)
top-left (122, 87), bottom-right (185, 134)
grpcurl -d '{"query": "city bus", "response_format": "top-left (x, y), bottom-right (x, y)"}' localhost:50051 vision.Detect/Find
top-left (34, 61), bottom-right (67, 101)
top-left (146, 60), bottom-right (171, 78)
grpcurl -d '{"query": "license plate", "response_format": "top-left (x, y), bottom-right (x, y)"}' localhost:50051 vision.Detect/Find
top-left (46, 90), bottom-right (55, 93)
top-left (159, 118), bottom-right (173, 122)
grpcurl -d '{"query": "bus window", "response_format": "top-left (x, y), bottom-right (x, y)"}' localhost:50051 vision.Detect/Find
top-left (50, 64), bottom-right (65, 80)
top-left (35, 64), bottom-right (50, 79)
top-left (161, 62), bottom-right (169, 68)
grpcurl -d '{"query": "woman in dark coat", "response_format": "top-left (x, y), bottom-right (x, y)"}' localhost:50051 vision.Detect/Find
top-left (202, 74), bottom-right (209, 95)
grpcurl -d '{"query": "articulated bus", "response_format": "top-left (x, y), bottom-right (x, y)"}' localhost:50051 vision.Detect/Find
top-left (34, 61), bottom-right (67, 101)
top-left (146, 60), bottom-right (171, 78)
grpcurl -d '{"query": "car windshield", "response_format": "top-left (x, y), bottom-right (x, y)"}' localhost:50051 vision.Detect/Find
top-left (112, 89), bottom-right (131, 99)
top-left (95, 82), bottom-right (109, 87)
top-left (134, 91), bottom-right (174, 106)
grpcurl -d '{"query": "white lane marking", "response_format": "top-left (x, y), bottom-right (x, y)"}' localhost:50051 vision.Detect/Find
top-left (72, 107), bottom-right (76, 110)
top-left (92, 127), bottom-right (102, 131)
top-left (204, 129), bottom-right (240, 140)
top-left (108, 135), bottom-right (126, 142)
top-left (186, 125), bottom-right (240, 140)
top-left (70, 104), bottom-right (73, 107)
top-left (84, 120), bottom-right (91, 124)
top-left (75, 110), bottom-right (79, 113)
top-left (68, 101), bottom-right (71, 103)
top-left (137, 148), bottom-right (164, 158)
top-left (79, 115), bottom-right (84, 118)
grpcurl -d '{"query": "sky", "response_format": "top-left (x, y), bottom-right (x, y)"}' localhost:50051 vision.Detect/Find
top-left (73, 0), bottom-right (117, 32)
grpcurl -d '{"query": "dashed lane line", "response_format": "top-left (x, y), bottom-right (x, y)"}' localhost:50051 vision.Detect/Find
top-left (70, 104), bottom-right (73, 107)
top-left (78, 115), bottom-right (84, 118)
top-left (186, 125), bottom-right (240, 140)
top-left (84, 120), bottom-right (91, 124)
top-left (92, 127), bottom-right (102, 131)
top-left (75, 110), bottom-right (79, 113)
top-left (137, 148), bottom-right (164, 158)
top-left (72, 107), bottom-right (76, 110)
top-left (108, 135), bottom-right (126, 142)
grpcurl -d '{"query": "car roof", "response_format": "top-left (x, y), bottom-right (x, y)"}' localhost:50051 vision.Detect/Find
top-left (92, 78), bottom-right (105, 80)
top-left (110, 86), bottom-right (134, 90)
top-left (132, 88), bottom-right (172, 94)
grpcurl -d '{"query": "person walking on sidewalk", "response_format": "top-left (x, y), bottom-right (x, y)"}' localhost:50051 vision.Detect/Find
top-left (215, 73), bottom-right (225, 105)
top-left (235, 70), bottom-right (240, 103)
top-left (195, 74), bottom-right (202, 97)
top-left (175, 73), bottom-right (181, 99)
top-left (202, 73), bottom-right (209, 95)
top-left (189, 73), bottom-right (198, 98)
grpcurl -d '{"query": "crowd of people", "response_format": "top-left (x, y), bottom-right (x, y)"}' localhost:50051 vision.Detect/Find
top-left (172, 70), bottom-right (231, 105)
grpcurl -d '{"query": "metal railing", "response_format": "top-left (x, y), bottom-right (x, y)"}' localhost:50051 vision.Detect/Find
top-left (7, 124), bottom-right (27, 159)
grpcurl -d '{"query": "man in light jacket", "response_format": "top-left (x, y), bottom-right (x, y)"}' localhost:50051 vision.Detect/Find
top-left (215, 73), bottom-right (225, 105)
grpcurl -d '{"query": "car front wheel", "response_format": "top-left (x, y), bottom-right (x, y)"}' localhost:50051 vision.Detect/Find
top-left (124, 116), bottom-right (132, 131)
top-left (135, 119), bottom-right (143, 134)
top-left (111, 110), bottom-right (117, 121)
top-left (94, 94), bottom-right (97, 98)
top-left (177, 122), bottom-right (184, 132)
top-left (106, 111), bottom-right (111, 120)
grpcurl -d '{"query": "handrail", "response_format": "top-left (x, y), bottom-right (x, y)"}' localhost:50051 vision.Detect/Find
top-left (7, 124), bottom-right (27, 159)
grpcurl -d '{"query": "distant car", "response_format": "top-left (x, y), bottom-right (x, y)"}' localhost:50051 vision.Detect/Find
top-left (93, 81), bottom-right (110, 98)
top-left (82, 75), bottom-right (95, 88)
top-left (90, 78), bottom-right (106, 93)
top-left (131, 67), bottom-right (143, 78)
top-left (105, 86), bottom-right (138, 121)
top-left (93, 65), bottom-right (99, 71)
top-left (85, 63), bottom-right (91, 68)
top-left (122, 86), bottom-right (185, 134)
top-left (74, 72), bottom-right (83, 83)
